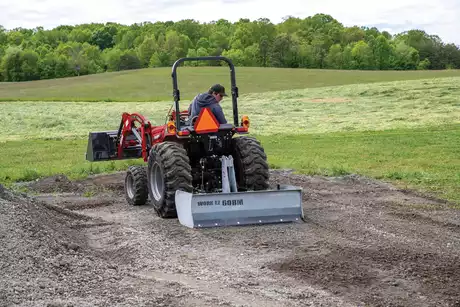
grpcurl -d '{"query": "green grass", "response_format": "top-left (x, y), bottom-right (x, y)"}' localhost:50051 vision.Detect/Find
top-left (1, 66), bottom-right (460, 102)
top-left (260, 125), bottom-right (460, 205)
top-left (1, 125), bottom-right (458, 204)
top-left (1, 72), bottom-right (459, 205)
top-left (1, 77), bottom-right (459, 141)
top-left (0, 138), bottom-right (145, 183)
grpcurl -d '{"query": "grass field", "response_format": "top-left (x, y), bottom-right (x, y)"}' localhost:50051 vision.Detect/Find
top-left (1, 66), bottom-right (460, 102)
top-left (1, 68), bottom-right (459, 205)
top-left (2, 77), bottom-right (459, 141)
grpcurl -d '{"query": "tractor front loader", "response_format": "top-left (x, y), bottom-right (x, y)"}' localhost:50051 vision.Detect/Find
top-left (86, 56), bottom-right (304, 228)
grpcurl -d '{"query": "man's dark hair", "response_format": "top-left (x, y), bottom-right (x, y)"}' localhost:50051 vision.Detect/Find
top-left (208, 84), bottom-right (227, 96)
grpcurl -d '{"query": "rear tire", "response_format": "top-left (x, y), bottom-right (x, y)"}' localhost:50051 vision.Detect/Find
top-left (232, 136), bottom-right (269, 191)
top-left (147, 142), bottom-right (193, 218)
top-left (125, 165), bottom-right (148, 206)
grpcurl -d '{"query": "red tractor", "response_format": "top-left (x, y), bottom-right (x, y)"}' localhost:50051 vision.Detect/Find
top-left (86, 56), bottom-right (303, 228)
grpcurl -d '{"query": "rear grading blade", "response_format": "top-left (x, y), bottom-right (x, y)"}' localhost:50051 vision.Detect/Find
top-left (174, 185), bottom-right (304, 228)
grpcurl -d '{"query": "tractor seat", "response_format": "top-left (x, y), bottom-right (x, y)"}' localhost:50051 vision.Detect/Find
top-left (183, 107), bottom-right (234, 133)
top-left (180, 123), bottom-right (234, 133)
top-left (218, 124), bottom-right (234, 130)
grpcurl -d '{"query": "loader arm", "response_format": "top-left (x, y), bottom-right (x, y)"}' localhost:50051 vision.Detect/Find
top-left (116, 112), bottom-right (153, 162)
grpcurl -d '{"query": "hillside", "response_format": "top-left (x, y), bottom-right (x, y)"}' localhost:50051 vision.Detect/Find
top-left (1, 66), bottom-right (460, 102)
top-left (1, 15), bottom-right (460, 84)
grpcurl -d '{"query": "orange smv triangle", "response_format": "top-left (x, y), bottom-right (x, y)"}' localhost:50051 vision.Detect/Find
top-left (194, 108), bottom-right (220, 134)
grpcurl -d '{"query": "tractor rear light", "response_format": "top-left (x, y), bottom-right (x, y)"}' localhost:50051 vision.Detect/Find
top-left (178, 130), bottom-right (190, 136)
top-left (241, 115), bottom-right (250, 128)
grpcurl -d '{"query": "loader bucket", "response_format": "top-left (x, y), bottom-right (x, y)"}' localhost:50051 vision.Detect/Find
top-left (174, 185), bottom-right (304, 228)
top-left (86, 130), bottom-right (118, 162)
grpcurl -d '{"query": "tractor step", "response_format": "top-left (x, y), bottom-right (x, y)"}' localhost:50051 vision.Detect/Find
top-left (175, 185), bottom-right (304, 228)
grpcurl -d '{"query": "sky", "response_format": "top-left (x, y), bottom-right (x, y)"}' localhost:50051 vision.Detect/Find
top-left (1, 0), bottom-right (459, 45)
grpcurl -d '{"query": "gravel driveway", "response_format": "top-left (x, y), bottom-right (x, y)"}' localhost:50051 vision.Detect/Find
top-left (1, 170), bottom-right (459, 306)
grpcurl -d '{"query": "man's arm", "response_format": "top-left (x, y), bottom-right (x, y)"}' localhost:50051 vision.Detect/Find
top-left (211, 104), bottom-right (227, 124)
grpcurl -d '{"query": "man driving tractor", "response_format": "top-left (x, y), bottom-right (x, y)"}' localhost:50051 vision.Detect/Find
top-left (188, 84), bottom-right (228, 124)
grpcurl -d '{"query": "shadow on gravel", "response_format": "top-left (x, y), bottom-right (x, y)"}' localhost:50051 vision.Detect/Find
top-left (268, 242), bottom-right (460, 307)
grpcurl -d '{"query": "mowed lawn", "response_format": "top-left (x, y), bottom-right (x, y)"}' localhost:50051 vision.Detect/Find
top-left (0, 73), bottom-right (459, 205)
top-left (2, 77), bottom-right (459, 141)
top-left (1, 66), bottom-right (460, 102)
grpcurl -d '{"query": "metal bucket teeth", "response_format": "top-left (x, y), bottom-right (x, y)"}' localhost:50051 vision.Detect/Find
top-left (175, 185), bottom-right (304, 228)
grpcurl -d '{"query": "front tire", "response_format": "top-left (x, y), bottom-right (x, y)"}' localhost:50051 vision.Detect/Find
top-left (125, 165), bottom-right (148, 206)
top-left (232, 136), bottom-right (270, 191)
top-left (147, 142), bottom-right (193, 218)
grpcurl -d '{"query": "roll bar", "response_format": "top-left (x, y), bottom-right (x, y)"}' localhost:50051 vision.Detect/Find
top-left (171, 56), bottom-right (239, 130)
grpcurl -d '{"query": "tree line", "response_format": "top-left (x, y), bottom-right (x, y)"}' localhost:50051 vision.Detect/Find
top-left (1, 14), bottom-right (459, 82)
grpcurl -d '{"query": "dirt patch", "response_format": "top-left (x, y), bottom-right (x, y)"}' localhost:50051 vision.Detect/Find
top-left (26, 172), bottom-right (126, 195)
top-left (78, 171), bottom-right (126, 193)
top-left (3, 170), bottom-right (460, 306)
top-left (26, 174), bottom-right (84, 193)
top-left (34, 193), bottom-right (118, 211)
top-left (269, 242), bottom-right (460, 306)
